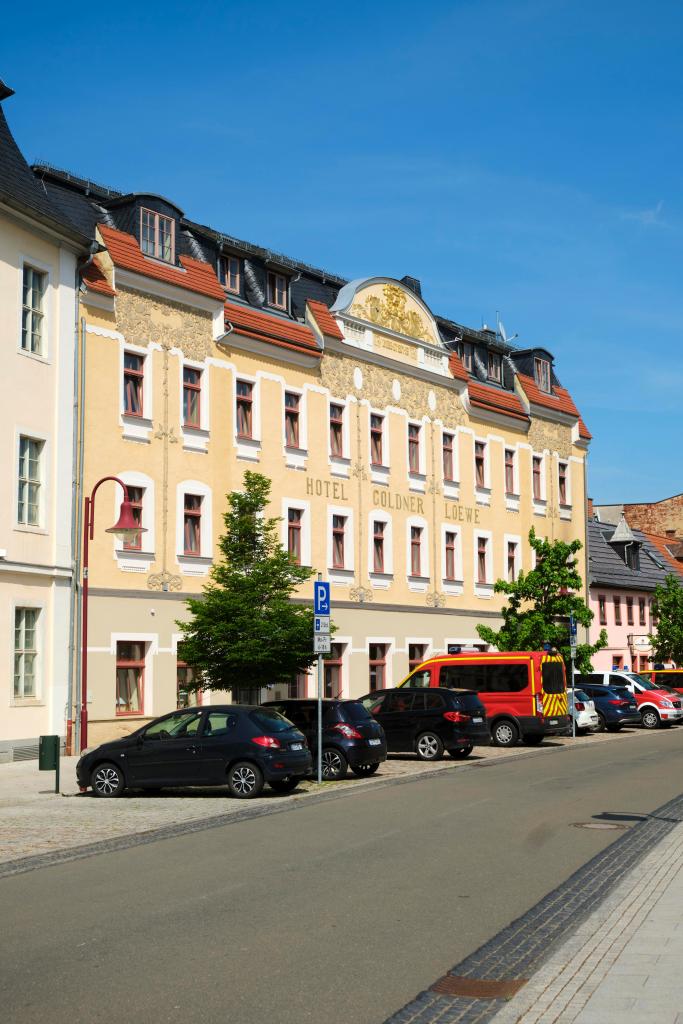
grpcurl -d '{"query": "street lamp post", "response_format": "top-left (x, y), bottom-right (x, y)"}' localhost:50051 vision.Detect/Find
top-left (79, 476), bottom-right (145, 752)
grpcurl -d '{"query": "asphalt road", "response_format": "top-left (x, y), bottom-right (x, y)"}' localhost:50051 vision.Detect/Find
top-left (3, 729), bottom-right (683, 1024)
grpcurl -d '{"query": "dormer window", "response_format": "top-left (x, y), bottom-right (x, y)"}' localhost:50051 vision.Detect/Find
top-left (534, 356), bottom-right (551, 393)
top-left (626, 545), bottom-right (640, 571)
top-left (457, 340), bottom-right (473, 372)
top-left (140, 208), bottom-right (174, 262)
top-left (219, 255), bottom-right (241, 294)
top-left (267, 272), bottom-right (288, 310)
top-left (487, 351), bottom-right (502, 383)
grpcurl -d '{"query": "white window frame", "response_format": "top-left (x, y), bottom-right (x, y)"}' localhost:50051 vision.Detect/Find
top-left (557, 457), bottom-right (572, 518)
top-left (233, 372), bottom-right (261, 461)
top-left (282, 385), bottom-right (308, 469)
top-left (19, 261), bottom-right (50, 360)
top-left (326, 637), bottom-right (351, 699)
top-left (406, 515), bottom-right (429, 588)
top-left (474, 436), bottom-right (491, 506)
top-left (532, 451), bottom-right (547, 515)
top-left (281, 498), bottom-right (312, 567)
top-left (534, 356), bottom-right (551, 393)
top-left (368, 511), bottom-right (394, 586)
top-left (111, 632), bottom-right (158, 717)
top-left (504, 445), bottom-right (520, 512)
top-left (11, 602), bottom-right (44, 703)
top-left (441, 524), bottom-right (463, 595)
top-left (176, 480), bottom-right (213, 575)
top-left (503, 533), bottom-right (522, 582)
top-left (113, 471), bottom-right (156, 573)
top-left (327, 505), bottom-right (355, 581)
top-left (179, 358), bottom-right (210, 452)
top-left (474, 529), bottom-right (494, 597)
top-left (328, 397), bottom-right (351, 476)
top-left (367, 637), bottom-right (394, 690)
top-left (120, 341), bottom-right (153, 443)
top-left (369, 407), bottom-right (390, 486)
top-left (140, 207), bottom-right (175, 263)
top-left (15, 429), bottom-right (48, 533)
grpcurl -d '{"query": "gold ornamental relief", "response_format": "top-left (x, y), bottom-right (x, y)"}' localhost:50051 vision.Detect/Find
top-left (527, 419), bottom-right (572, 459)
top-left (116, 287), bottom-right (214, 360)
top-left (350, 284), bottom-right (436, 344)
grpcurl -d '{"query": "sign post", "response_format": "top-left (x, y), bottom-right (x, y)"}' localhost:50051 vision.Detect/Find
top-left (569, 613), bottom-right (577, 739)
top-left (314, 577), bottom-right (331, 784)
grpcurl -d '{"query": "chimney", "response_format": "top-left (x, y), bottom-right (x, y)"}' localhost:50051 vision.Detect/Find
top-left (587, 497), bottom-right (594, 518)
top-left (665, 529), bottom-right (676, 538)
top-left (400, 275), bottom-right (422, 298)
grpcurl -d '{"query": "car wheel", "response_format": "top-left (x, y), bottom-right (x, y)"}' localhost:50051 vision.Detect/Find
top-left (228, 761), bottom-right (264, 799)
top-left (641, 709), bottom-right (660, 730)
top-left (605, 723), bottom-right (622, 732)
top-left (91, 762), bottom-right (125, 798)
top-left (595, 712), bottom-right (607, 733)
top-left (449, 745), bottom-right (473, 759)
top-left (351, 762), bottom-right (380, 777)
top-left (491, 719), bottom-right (519, 747)
top-left (321, 748), bottom-right (348, 781)
top-left (269, 777), bottom-right (300, 794)
top-left (416, 732), bottom-right (444, 761)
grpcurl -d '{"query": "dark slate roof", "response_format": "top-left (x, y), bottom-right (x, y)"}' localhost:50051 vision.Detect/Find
top-left (587, 519), bottom-right (674, 591)
top-left (0, 90), bottom-right (88, 246)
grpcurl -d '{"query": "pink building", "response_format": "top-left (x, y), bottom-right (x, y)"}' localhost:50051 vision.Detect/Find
top-left (587, 516), bottom-right (677, 672)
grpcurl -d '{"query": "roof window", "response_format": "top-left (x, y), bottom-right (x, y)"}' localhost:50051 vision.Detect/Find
top-left (487, 351), bottom-right (502, 383)
top-left (534, 356), bottom-right (551, 393)
top-left (140, 208), bottom-right (175, 263)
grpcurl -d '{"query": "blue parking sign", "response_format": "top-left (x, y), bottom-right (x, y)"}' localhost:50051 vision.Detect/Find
top-left (314, 582), bottom-right (330, 616)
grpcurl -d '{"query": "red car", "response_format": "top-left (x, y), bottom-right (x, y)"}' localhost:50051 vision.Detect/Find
top-left (577, 670), bottom-right (683, 729)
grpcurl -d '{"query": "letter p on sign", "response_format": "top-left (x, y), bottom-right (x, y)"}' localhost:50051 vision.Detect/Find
top-left (314, 582), bottom-right (331, 616)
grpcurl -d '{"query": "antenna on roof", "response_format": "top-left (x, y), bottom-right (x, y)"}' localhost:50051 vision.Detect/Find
top-left (496, 311), bottom-right (518, 345)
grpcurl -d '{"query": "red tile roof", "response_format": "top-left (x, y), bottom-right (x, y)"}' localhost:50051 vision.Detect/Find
top-left (225, 301), bottom-right (320, 356)
top-left (518, 372), bottom-right (591, 439)
top-left (306, 299), bottom-right (343, 339)
top-left (98, 224), bottom-right (225, 301)
top-left (467, 380), bottom-right (528, 421)
top-left (82, 258), bottom-right (116, 296)
top-left (642, 533), bottom-right (683, 578)
top-left (448, 352), bottom-right (468, 381)
top-left (578, 417), bottom-right (592, 440)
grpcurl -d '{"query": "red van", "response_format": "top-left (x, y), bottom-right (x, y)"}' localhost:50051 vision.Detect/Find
top-left (647, 669), bottom-right (683, 695)
top-left (397, 650), bottom-right (569, 747)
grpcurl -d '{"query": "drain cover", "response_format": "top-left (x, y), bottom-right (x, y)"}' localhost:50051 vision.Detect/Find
top-left (572, 821), bottom-right (628, 830)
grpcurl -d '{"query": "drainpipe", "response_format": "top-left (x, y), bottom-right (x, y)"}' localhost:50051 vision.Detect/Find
top-left (66, 243), bottom-right (97, 754)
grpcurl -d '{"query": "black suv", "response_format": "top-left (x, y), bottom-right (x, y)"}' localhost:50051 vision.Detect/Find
top-left (359, 687), bottom-right (490, 760)
top-left (573, 681), bottom-right (640, 732)
top-left (261, 699), bottom-right (387, 780)
top-left (76, 705), bottom-right (312, 799)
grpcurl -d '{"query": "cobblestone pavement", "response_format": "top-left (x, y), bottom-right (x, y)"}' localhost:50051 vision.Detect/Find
top-left (0, 725), bottom-right (677, 877)
top-left (383, 787), bottom-right (683, 1024)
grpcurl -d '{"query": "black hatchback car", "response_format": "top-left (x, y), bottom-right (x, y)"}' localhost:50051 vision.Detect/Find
top-left (261, 699), bottom-right (387, 780)
top-left (574, 682), bottom-right (641, 732)
top-left (76, 705), bottom-right (312, 799)
top-left (360, 687), bottom-right (490, 760)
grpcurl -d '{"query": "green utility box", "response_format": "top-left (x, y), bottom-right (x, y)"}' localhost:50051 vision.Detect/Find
top-left (39, 735), bottom-right (60, 792)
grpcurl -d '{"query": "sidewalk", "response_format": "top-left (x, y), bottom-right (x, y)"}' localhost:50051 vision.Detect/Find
top-left (492, 816), bottom-right (683, 1024)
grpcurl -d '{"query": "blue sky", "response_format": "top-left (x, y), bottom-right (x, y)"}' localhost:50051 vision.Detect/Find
top-left (3, 0), bottom-right (682, 502)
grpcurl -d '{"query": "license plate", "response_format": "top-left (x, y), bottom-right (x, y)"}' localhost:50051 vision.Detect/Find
top-left (290, 743), bottom-right (303, 751)
top-left (368, 738), bottom-right (381, 746)
top-left (472, 717), bottom-right (483, 723)
top-left (549, 719), bottom-right (558, 725)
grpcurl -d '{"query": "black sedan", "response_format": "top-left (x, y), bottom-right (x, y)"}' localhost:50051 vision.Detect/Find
top-left (76, 705), bottom-right (312, 798)
top-left (360, 687), bottom-right (490, 760)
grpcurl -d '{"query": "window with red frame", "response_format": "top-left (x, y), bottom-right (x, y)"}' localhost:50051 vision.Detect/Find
top-left (370, 414), bottom-right (384, 466)
top-left (332, 515), bottom-right (346, 568)
top-left (183, 494), bottom-right (202, 555)
top-left (123, 353), bottom-right (144, 417)
top-left (287, 507), bottom-right (302, 564)
top-left (373, 520), bottom-right (385, 573)
top-left (507, 541), bottom-right (517, 582)
top-left (116, 640), bottom-right (145, 715)
top-left (369, 643), bottom-right (387, 690)
top-left (534, 356), bottom-right (551, 393)
top-left (445, 531), bottom-right (457, 580)
top-left (140, 208), bottom-right (174, 262)
top-left (236, 380), bottom-right (253, 438)
top-left (267, 271), bottom-right (288, 309)
top-left (183, 366), bottom-right (201, 427)
top-left (122, 486), bottom-right (144, 552)
top-left (599, 595), bottom-right (607, 625)
top-left (324, 643), bottom-right (344, 698)
top-left (474, 441), bottom-right (486, 488)
top-left (219, 255), bottom-right (241, 294)
top-left (408, 424), bottom-right (421, 474)
top-left (487, 351), bottom-right (502, 382)
top-left (558, 462), bottom-right (568, 505)
top-left (532, 456), bottom-right (542, 500)
top-left (330, 404), bottom-right (344, 457)
top-left (639, 597), bottom-right (646, 626)
top-left (442, 432), bottom-right (455, 481)
top-left (477, 536), bottom-right (488, 584)
top-left (410, 526), bottom-right (422, 576)
top-left (177, 661), bottom-right (202, 709)
top-left (505, 448), bottom-right (515, 494)
top-left (614, 596), bottom-right (622, 625)
top-left (408, 643), bottom-right (428, 672)
top-left (626, 596), bottom-right (634, 625)
top-left (284, 392), bottom-right (300, 447)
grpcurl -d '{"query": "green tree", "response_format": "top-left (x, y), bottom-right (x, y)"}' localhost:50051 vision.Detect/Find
top-left (649, 574), bottom-right (683, 666)
top-left (476, 528), bottom-right (607, 672)
top-left (176, 471), bottom-right (318, 695)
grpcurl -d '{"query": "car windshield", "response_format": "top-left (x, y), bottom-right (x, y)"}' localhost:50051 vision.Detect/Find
top-left (626, 673), bottom-right (657, 690)
top-left (340, 702), bottom-right (374, 723)
top-left (249, 709), bottom-right (296, 732)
